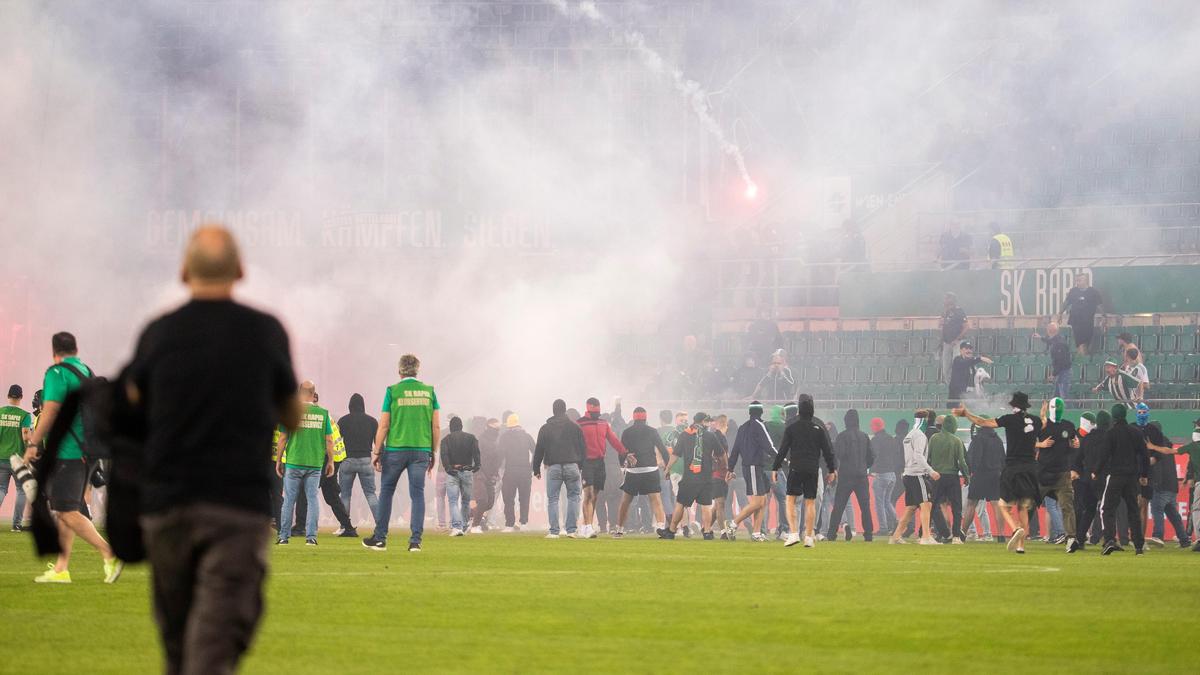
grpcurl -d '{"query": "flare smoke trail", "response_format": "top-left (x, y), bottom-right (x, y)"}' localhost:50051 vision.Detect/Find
top-left (549, 0), bottom-right (757, 195)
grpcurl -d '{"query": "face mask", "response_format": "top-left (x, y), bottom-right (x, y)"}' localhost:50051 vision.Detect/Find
top-left (1135, 410), bottom-right (1150, 426)
top-left (1079, 418), bottom-right (1095, 435)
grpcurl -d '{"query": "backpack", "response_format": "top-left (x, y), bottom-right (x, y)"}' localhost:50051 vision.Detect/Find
top-left (48, 362), bottom-right (110, 461)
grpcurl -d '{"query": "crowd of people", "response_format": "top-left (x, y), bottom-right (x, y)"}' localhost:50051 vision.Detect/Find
top-left (1, 225), bottom-right (1197, 675)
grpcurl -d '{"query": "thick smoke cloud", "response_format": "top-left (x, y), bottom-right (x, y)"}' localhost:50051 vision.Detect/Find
top-left (2, 1), bottom-right (1198, 418)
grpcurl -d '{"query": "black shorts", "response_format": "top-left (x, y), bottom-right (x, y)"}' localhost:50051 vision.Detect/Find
top-left (710, 477), bottom-right (729, 500)
top-left (786, 469), bottom-right (819, 499)
top-left (49, 460), bottom-right (90, 513)
top-left (1000, 463), bottom-right (1042, 505)
top-left (1071, 322), bottom-right (1094, 348)
top-left (675, 478), bottom-right (713, 507)
top-left (620, 470), bottom-right (661, 496)
top-left (967, 472), bottom-right (1001, 501)
top-left (903, 475), bottom-right (932, 505)
top-left (743, 465), bottom-right (770, 497)
top-left (582, 459), bottom-right (606, 490)
top-left (1139, 483), bottom-right (1153, 501)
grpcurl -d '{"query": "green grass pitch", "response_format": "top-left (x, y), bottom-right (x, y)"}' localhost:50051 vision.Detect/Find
top-left (2, 530), bottom-right (1198, 673)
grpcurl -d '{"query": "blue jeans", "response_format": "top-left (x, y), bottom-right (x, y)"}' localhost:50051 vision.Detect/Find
top-left (435, 470), bottom-right (449, 528)
top-left (545, 463), bottom-right (582, 534)
top-left (1044, 496), bottom-right (1065, 540)
top-left (764, 474), bottom-right (789, 535)
top-left (374, 451), bottom-right (429, 545)
top-left (1053, 369), bottom-right (1071, 400)
top-left (338, 456), bottom-right (379, 524)
top-left (0, 463), bottom-right (28, 528)
top-left (872, 473), bottom-right (897, 532)
top-left (279, 467), bottom-right (321, 540)
top-left (445, 470), bottom-right (474, 531)
top-left (1151, 489), bottom-right (1188, 542)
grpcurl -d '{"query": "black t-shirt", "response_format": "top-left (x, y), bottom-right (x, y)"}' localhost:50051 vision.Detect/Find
top-left (129, 299), bottom-right (297, 516)
top-left (942, 306), bottom-right (967, 343)
top-left (634, 423), bottom-right (676, 468)
top-left (996, 412), bottom-right (1042, 464)
top-left (1064, 287), bottom-right (1102, 326)
top-left (1038, 419), bottom-right (1077, 475)
top-left (948, 355), bottom-right (982, 395)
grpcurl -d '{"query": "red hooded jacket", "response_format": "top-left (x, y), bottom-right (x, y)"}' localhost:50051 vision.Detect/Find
top-left (577, 414), bottom-right (628, 461)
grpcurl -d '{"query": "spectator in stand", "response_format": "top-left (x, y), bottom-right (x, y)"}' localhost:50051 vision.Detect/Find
top-left (746, 307), bottom-right (784, 365)
top-left (1093, 360), bottom-right (1139, 405)
top-left (732, 354), bottom-right (764, 398)
top-left (753, 350), bottom-right (797, 402)
top-left (1061, 275), bottom-right (1104, 355)
top-left (1122, 348), bottom-right (1149, 401)
top-left (939, 293), bottom-right (968, 384)
top-left (1033, 322), bottom-right (1073, 400)
top-left (987, 223), bottom-right (1014, 269)
top-left (840, 219), bottom-right (868, 266)
top-left (869, 417), bottom-right (902, 536)
top-left (938, 222), bottom-right (971, 270)
top-left (947, 342), bottom-right (993, 406)
top-left (1117, 333), bottom-right (1142, 364)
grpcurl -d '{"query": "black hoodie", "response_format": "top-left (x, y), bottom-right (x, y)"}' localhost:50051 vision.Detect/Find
top-left (773, 399), bottom-right (836, 473)
top-left (967, 426), bottom-right (1005, 476)
top-left (833, 409), bottom-right (873, 477)
top-left (1096, 416), bottom-right (1148, 478)
top-left (338, 393), bottom-right (379, 459)
top-left (533, 408), bottom-right (587, 473)
top-left (439, 416), bottom-right (481, 473)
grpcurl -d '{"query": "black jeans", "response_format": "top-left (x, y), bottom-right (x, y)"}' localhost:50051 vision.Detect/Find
top-left (502, 476), bottom-right (531, 527)
top-left (930, 475), bottom-right (964, 539)
top-left (826, 474), bottom-right (874, 540)
top-left (1074, 476), bottom-right (1101, 544)
top-left (1100, 474), bottom-right (1145, 550)
top-left (142, 503), bottom-right (270, 675)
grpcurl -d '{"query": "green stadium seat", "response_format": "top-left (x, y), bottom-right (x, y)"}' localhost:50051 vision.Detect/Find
top-left (887, 365), bottom-right (905, 383)
top-left (1141, 332), bottom-right (1160, 353)
top-left (992, 334), bottom-right (1013, 355)
top-left (975, 334), bottom-right (995, 355)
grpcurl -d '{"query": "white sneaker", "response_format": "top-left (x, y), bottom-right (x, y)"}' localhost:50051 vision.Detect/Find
top-left (784, 533), bottom-right (801, 547)
top-left (803, 535), bottom-right (815, 548)
top-left (951, 537), bottom-right (965, 545)
top-left (502, 527), bottom-right (514, 533)
top-left (566, 531), bottom-right (579, 539)
top-left (469, 526), bottom-right (483, 534)
top-left (545, 533), bottom-right (560, 539)
top-left (1147, 537), bottom-right (1165, 548)
top-left (889, 537), bottom-right (908, 545)
top-left (1007, 528), bottom-right (1025, 552)
top-left (816, 533), bottom-right (827, 542)
top-left (514, 524), bottom-right (523, 532)
top-left (449, 528), bottom-right (462, 537)
top-left (333, 527), bottom-right (346, 536)
top-left (750, 533), bottom-right (766, 543)
top-left (919, 537), bottom-right (942, 545)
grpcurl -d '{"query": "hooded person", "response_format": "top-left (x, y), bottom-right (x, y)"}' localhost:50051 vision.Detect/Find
top-left (1133, 404), bottom-right (1190, 548)
top-left (771, 396), bottom-right (837, 547)
top-left (869, 417), bottom-right (902, 536)
top-left (438, 416), bottom-right (480, 536)
top-left (891, 409), bottom-right (942, 545)
top-left (337, 393), bottom-right (380, 532)
top-left (1035, 397), bottom-right (1081, 552)
top-left (1073, 410), bottom-right (1110, 549)
top-left (1095, 403), bottom-right (1148, 554)
top-left (761, 404), bottom-right (789, 539)
top-left (1172, 421), bottom-right (1200, 551)
top-left (497, 414), bottom-right (535, 532)
top-left (576, 397), bottom-right (629, 539)
top-left (955, 392), bottom-right (1044, 553)
top-left (963, 418), bottom-right (1005, 542)
top-left (926, 414), bottom-right (969, 543)
top-left (469, 418), bottom-right (503, 532)
top-left (533, 399), bottom-right (587, 538)
top-left (825, 409), bottom-right (875, 542)
top-left (725, 401), bottom-right (778, 541)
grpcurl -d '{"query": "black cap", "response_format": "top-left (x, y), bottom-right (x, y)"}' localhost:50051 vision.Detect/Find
top-left (6, 385), bottom-right (21, 399)
top-left (960, 341), bottom-right (973, 350)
